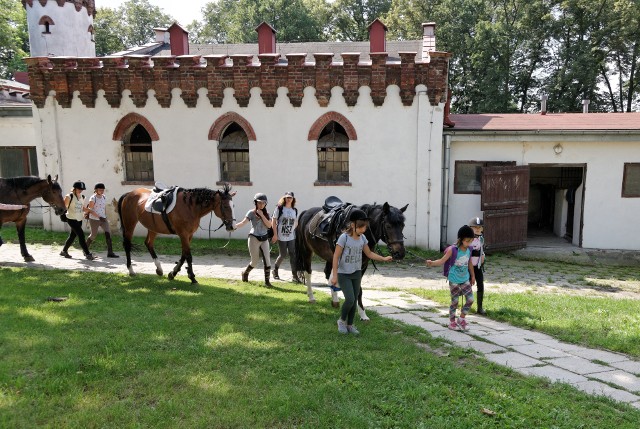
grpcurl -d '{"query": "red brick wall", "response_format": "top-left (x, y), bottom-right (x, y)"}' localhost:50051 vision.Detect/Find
top-left (25, 52), bottom-right (451, 109)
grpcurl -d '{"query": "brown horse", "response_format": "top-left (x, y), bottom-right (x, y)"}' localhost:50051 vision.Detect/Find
top-left (0, 175), bottom-right (66, 262)
top-left (294, 202), bottom-right (408, 321)
top-left (117, 184), bottom-right (235, 284)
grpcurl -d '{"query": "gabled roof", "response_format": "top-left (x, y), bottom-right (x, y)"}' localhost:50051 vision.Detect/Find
top-left (448, 113), bottom-right (640, 131)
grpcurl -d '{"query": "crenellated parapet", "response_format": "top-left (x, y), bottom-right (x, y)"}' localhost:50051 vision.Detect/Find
top-left (24, 51), bottom-right (451, 109)
top-left (22, 0), bottom-right (96, 17)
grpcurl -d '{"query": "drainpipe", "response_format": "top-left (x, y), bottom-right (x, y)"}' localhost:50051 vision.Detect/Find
top-left (440, 134), bottom-right (451, 250)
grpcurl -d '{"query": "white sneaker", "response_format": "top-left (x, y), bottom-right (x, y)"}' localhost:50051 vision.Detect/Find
top-left (337, 318), bottom-right (348, 334)
top-left (347, 325), bottom-right (360, 335)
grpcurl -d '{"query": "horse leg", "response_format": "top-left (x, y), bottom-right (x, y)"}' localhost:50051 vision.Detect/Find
top-left (357, 287), bottom-right (370, 322)
top-left (16, 220), bottom-right (34, 262)
top-left (185, 253), bottom-right (197, 284)
top-left (304, 271), bottom-right (316, 303)
top-left (167, 255), bottom-right (185, 281)
top-left (325, 261), bottom-right (340, 308)
top-left (145, 232), bottom-right (163, 276)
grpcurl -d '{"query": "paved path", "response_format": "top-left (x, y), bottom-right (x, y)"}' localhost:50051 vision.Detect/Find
top-left (1, 242), bottom-right (639, 409)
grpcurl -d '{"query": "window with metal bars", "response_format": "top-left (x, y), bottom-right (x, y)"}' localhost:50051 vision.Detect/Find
top-left (317, 122), bottom-right (349, 183)
top-left (218, 123), bottom-right (250, 183)
top-left (123, 124), bottom-right (153, 182)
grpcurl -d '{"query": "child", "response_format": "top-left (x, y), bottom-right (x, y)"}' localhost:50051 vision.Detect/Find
top-left (0, 203), bottom-right (29, 246)
top-left (235, 193), bottom-right (274, 287)
top-left (86, 183), bottom-right (119, 258)
top-left (330, 209), bottom-right (393, 335)
top-left (271, 191), bottom-right (301, 283)
top-left (426, 225), bottom-right (476, 330)
top-left (469, 217), bottom-right (486, 314)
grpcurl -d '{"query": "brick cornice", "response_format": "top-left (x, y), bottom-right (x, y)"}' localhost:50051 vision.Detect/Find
top-left (25, 51), bottom-right (451, 109)
top-left (308, 112), bottom-right (357, 141)
top-left (22, 0), bottom-right (96, 16)
top-left (208, 112), bottom-right (256, 141)
top-left (112, 113), bottom-right (159, 141)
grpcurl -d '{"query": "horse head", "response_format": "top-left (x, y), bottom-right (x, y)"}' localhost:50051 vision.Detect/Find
top-left (217, 183), bottom-right (235, 231)
top-left (43, 175), bottom-right (66, 216)
top-left (379, 202), bottom-right (408, 260)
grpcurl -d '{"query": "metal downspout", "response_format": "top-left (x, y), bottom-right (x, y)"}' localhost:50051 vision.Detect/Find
top-left (440, 134), bottom-right (451, 250)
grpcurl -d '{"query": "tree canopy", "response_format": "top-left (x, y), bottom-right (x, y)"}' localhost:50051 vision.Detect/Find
top-left (0, 0), bottom-right (28, 79)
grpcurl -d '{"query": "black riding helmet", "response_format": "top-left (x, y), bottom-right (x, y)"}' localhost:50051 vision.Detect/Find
top-left (468, 217), bottom-right (484, 227)
top-left (349, 209), bottom-right (369, 222)
top-left (94, 183), bottom-right (105, 190)
top-left (458, 225), bottom-right (475, 240)
top-left (253, 193), bottom-right (267, 203)
top-left (72, 180), bottom-right (86, 190)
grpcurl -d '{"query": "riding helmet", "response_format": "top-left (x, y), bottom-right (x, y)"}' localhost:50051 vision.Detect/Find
top-left (349, 209), bottom-right (369, 222)
top-left (94, 183), bottom-right (105, 190)
top-left (457, 225), bottom-right (475, 240)
top-left (72, 180), bottom-right (86, 190)
top-left (468, 217), bottom-right (484, 227)
top-left (253, 193), bottom-right (268, 203)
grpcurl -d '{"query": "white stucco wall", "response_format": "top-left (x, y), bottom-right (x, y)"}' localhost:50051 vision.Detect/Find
top-left (444, 132), bottom-right (640, 250)
top-left (33, 84), bottom-right (445, 248)
top-left (25, 2), bottom-right (95, 57)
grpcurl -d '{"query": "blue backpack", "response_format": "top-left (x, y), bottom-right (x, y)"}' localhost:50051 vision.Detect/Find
top-left (442, 245), bottom-right (458, 277)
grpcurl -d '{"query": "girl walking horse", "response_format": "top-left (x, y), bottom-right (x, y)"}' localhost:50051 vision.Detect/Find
top-left (117, 184), bottom-right (235, 284)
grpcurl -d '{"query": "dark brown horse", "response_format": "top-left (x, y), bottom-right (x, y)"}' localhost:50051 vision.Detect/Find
top-left (0, 175), bottom-right (66, 261)
top-left (295, 202), bottom-right (408, 320)
top-left (117, 184), bottom-right (235, 284)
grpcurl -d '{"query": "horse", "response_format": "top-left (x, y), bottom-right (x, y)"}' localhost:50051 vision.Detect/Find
top-left (0, 175), bottom-right (66, 262)
top-left (117, 184), bottom-right (235, 284)
top-left (294, 202), bottom-right (408, 321)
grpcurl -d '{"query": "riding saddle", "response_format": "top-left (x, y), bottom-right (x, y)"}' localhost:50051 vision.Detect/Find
top-left (309, 196), bottom-right (356, 251)
top-left (146, 185), bottom-right (179, 214)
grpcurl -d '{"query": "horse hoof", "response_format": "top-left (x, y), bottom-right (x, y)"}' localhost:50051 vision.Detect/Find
top-left (191, 280), bottom-right (198, 285)
top-left (168, 273), bottom-right (175, 280)
top-left (24, 255), bottom-right (35, 262)
top-left (331, 301), bottom-right (339, 308)
top-left (156, 269), bottom-right (163, 276)
top-left (360, 317), bottom-right (371, 323)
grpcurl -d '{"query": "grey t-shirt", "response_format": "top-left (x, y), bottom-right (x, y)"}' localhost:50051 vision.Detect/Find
top-left (272, 206), bottom-right (297, 242)
top-left (336, 233), bottom-right (368, 274)
top-left (246, 210), bottom-right (269, 237)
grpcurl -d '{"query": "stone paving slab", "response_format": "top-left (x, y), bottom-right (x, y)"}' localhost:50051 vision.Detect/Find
top-left (546, 356), bottom-right (612, 375)
top-left (483, 352), bottom-right (541, 369)
top-left (367, 305), bottom-right (405, 315)
top-left (515, 365), bottom-right (588, 384)
top-left (381, 312), bottom-right (424, 325)
top-left (429, 329), bottom-right (474, 343)
top-left (510, 343), bottom-right (571, 359)
top-left (456, 340), bottom-right (507, 354)
top-left (478, 332), bottom-right (534, 347)
top-left (568, 348), bottom-right (630, 364)
top-left (587, 370), bottom-right (640, 393)
top-left (413, 320), bottom-right (450, 332)
top-left (410, 310), bottom-right (444, 320)
top-left (609, 360), bottom-right (640, 375)
top-left (574, 380), bottom-right (640, 404)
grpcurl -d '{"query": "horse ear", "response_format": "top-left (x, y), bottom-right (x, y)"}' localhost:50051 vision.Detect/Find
top-left (400, 204), bottom-right (408, 213)
top-left (47, 174), bottom-right (52, 183)
top-left (383, 202), bottom-right (390, 213)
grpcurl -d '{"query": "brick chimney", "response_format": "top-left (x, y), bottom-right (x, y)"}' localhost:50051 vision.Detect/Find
top-left (582, 99), bottom-right (590, 113)
top-left (167, 22), bottom-right (189, 56)
top-left (255, 22), bottom-right (277, 54)
top-left (367, 18), bottom-right (387, 53)
top-left (422, 22), bottom-right (436, 61)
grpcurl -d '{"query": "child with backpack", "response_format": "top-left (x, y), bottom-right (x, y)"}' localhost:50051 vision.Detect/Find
top-left (468, 217), bottom-right (486, 314)
top-left (271, 191), bottom-right (301, 283)
top-left (426, 225), bottom-right (476, 330)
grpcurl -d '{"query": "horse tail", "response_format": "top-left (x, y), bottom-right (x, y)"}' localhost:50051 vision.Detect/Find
top-left (294, 210), bottom-right (311, 273)
top-left (117, 192), bottom-right (127, 237)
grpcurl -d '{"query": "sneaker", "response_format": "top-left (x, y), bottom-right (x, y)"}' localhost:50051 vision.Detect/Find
top-left (448, 320), bottom-right (460, 331)
top-left (457, 318), bottom-right (468, 331)
top-left (60, 250), bottom-right (72, 258)
top-left (337, 318), bottom-right (348, 334)
top-left (107, 253), bottom-right (119, 258)
top-left (347, 325), bottom-right (360, 335)
top-left (84, 253), bottom-right (96, 261)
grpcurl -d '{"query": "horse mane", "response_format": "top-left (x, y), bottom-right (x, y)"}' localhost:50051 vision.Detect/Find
top-left (181, 184), bottom-right (232, 207)
top-left (360, 203), bottom-right (405, 224)
top-left (0, 176), bottom-right (43, 190)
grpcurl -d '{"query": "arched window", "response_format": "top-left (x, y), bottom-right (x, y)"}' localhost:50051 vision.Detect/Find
top-left (123, 124), bottom-right (154, 182)
top-left (39, 16), bottom-right (54, 34)
top-left (218, 123), bottom-right (250, 182)
top-left (317, 121), bottom-right (349, 183)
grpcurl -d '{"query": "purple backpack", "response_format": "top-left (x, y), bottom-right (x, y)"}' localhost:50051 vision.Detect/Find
top-left (442, 245), bottom-right (458, 277)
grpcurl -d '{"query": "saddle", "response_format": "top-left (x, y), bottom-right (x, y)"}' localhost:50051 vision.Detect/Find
top-left (145, 185), bottom-right (180, 234)
top-left (309, 196), bottom-right (356, 252)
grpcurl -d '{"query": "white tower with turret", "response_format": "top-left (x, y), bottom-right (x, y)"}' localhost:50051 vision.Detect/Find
top-left (22, 0), bottom-right (96, 57)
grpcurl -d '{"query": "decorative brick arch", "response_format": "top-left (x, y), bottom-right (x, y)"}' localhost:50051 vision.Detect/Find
top-left (112, 113), bottom-right (159, 141)
top-left (208, 112), bottom-right (256, 141)
top-left (38, 16), bottom-right (54, 25)
top-left (307, 112), bottom-right (357, 141)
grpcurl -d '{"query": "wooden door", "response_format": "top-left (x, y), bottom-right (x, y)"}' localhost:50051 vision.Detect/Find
top-left (481, 165), bottom-right (530, 252)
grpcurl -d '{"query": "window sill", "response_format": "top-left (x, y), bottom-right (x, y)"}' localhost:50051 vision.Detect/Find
top-left (121, 180), bottom-right (154, 186)
top-left (217, 181), bottom-right (252, 186)
top-left (314, 181), bottom-right (352, 187)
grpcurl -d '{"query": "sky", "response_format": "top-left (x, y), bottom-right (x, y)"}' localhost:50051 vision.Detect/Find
top-left (97, 0), bottom-right (210, 26)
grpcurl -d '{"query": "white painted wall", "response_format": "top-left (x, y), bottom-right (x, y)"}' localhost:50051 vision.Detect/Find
top-left (25, 2), bottom-right (95, 57)
top-left (445, 133), bottom-right (640, 250)
top-left (33, 84), bottom-right (445, 248)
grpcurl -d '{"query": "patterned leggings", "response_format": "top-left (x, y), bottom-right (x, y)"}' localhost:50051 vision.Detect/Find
top-left (449, 281), bottom-right (474, 320)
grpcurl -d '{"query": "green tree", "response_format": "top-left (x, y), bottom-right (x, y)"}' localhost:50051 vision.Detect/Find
top-left (193, 0), bottom-right (329, 44)
top-left (330, 0), bottom-right (392, 41)
top-left (0, 0), bottom-right (28, 79)
top-left (94, 0), bottom-right (174, 56)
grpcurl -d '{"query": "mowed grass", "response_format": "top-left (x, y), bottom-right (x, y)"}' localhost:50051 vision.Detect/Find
top-left (1, 268), bottom-right (639, 428)
top-left (410, 288), bottom-right (640, 358)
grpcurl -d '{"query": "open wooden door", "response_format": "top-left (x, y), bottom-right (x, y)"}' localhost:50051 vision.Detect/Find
top-left (481, 165), bottom-right (530, 252)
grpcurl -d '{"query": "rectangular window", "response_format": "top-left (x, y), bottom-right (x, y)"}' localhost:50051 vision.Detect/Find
top-left (220, 150), bottom-right (250, 183)
top-left (622, 163), bottom-right (640, 197)
top-left (0, 147), bottom-right (39, 177)
top-left (317, 147), bottom-right (349, 183)
top-left (454, 161), bottom-right (516, 194)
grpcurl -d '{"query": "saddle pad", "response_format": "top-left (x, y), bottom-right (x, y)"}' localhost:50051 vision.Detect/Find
top-left (308, 210), bottom-right (326, 239)
top-left (144, 187), bottom-right (179, 214)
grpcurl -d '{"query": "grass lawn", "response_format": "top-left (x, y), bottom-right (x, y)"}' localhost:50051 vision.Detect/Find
top-left (409, 288), bottom-right (640, 358)
top-left (1, 267), bottom-right (639, 428)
